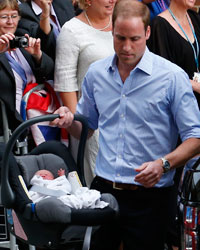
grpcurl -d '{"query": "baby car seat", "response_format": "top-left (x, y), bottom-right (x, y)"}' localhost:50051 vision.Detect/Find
top-left (1, 114), bottom-right (119, 250)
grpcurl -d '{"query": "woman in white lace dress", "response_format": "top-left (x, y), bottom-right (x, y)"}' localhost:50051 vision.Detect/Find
top-left (54, 0), bottom-right (116, 186)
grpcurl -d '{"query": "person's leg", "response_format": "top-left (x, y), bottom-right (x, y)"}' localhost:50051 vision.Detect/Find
top-left (120, 187), bottom-right (173, 250)
top-left (90, 177), bottom-right (122, 250)
top-left (91, 177), bottom-right (174, 250)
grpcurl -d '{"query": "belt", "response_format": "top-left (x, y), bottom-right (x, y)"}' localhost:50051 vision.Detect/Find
top-left (97, 176), bottom-right (140, 191)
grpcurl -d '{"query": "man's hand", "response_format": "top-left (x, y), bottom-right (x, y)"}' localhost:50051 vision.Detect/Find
top-left (51, 106), bottom-right (74, 128)
top-left (134, 159), bottom-right (164, 187)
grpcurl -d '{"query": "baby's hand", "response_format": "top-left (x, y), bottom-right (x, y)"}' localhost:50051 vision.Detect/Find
top-left (58, 168), bottom-right (65, 176)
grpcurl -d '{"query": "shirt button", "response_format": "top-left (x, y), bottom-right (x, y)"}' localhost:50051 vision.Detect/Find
top-left (122, 94), bottom-right (125, 98)
top-left (118, 154), bottom-right (122, 158)
top-left (120, 134), bottom-right (123, 138)
top-left (120, 114), bottom-right (124, 118)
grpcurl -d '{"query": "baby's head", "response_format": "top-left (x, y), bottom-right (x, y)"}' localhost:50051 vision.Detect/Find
top-left (35, 170), bottom-right (54, 180)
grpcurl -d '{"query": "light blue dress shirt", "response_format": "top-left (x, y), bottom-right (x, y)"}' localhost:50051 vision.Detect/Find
top-left (76, 47), bottom-right (200, 187)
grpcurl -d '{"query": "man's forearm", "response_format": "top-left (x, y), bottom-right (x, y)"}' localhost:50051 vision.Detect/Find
top-left (164, 138), bottom-right (200, 169)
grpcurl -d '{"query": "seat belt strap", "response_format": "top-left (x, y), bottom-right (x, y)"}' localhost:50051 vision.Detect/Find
top-left (30, 185), bottom-right (67, 197)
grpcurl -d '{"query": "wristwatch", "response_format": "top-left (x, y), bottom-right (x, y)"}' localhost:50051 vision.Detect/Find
top-left (161, 157), bottom-right (171, 174)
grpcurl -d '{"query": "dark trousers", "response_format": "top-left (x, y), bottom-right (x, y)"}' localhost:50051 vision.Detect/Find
top-left (90, 176), bottom-right (175, 250)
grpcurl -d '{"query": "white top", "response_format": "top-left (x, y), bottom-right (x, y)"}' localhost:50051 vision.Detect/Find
top-left (54, 17), bottom-right (114, 186)
top-left (54, 17), bottom-right (114, 96)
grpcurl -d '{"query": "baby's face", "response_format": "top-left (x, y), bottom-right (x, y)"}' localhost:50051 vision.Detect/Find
top-left (35, 170), bottom-right (54, 180)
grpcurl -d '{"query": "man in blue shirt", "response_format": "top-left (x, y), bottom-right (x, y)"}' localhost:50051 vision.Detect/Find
top-left (52, 0), bottom-right (200, 249)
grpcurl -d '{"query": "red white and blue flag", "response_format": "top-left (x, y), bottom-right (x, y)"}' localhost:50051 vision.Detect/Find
top-left (22, 82), bottom-right (68, 146)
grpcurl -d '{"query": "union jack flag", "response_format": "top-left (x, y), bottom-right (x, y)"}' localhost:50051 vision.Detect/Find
top-left (22, 82), bottom-right (68, 146)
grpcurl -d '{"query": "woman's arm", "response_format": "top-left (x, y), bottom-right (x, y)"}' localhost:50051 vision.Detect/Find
top-left (39, 0), bottom-right (52, 35)
top-left (60, 91), bottom-right (78, 114)
top-left (54, 22), bottom-right (80, 112)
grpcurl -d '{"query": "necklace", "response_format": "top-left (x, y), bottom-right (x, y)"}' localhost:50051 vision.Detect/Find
top-left (84, 11), bottom-right (111, 31)
top-left (168, 7), bottom-right (199, 72)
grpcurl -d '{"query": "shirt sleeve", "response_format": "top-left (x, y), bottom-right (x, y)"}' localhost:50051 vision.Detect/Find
top-left (54, 24), bottom-right (79, 92)
top-left (76, 73), bottom-right (99, 130)
top-left (169, 70), bottom-right (200, 142)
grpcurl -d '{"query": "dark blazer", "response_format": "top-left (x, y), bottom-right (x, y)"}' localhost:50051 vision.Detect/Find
top-left (0, 49), bottom-right (54, 135)
top-left (16, 0), bottom-right (75, 59)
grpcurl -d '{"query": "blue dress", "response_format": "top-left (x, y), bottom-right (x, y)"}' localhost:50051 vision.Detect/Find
top-left (147, 0), bottom-right (170, 20)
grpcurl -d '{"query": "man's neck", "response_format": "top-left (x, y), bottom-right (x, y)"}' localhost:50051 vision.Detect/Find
top-left (118, 65), bottom-right (134, 83)
top-left (117, 58), bottom-right (138, 83)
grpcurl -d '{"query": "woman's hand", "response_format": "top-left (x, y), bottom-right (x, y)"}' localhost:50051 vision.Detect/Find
top-left (39, 0), bottom-right (52, 34)
top-left (24, 34), bottom-right (42, 64)
top-left (0, 32), bottom-right (15, 53)
top-left (190, 79), bottom-right (200, 94)
top-left (40, 0), bottom-right (52, 18)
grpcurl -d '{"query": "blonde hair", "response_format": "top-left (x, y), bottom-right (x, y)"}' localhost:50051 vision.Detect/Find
top-left (77, 0), bottom-right (90, 10)
top-left (112, 0), bottom-right (150, 31)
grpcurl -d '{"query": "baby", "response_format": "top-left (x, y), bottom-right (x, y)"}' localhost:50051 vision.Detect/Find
top-left (29, 168), bottom-right (72, 203)
top-left (29, 169), bottom-right (109, 209)
top-left (35, 169), bottom-right (65, 180)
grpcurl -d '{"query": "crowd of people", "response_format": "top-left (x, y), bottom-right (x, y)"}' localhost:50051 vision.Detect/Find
top-left (1, 0), bottom-right (200, 249)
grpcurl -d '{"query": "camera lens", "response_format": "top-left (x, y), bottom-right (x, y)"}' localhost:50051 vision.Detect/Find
top-left (19, 37), bottom-right (28, 48)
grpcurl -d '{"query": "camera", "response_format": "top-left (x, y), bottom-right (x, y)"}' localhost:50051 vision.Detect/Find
top-left (10, 36), bottom-right (29, 49)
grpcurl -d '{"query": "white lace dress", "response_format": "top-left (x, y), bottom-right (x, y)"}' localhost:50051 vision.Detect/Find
top-left (54, 17), bottom-right (114, 186)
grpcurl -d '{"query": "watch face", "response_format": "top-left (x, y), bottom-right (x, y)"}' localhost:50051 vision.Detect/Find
top-left (162, 158), bottom-right (170, 173)
top-left (165, 161), bottom-right (170, 168)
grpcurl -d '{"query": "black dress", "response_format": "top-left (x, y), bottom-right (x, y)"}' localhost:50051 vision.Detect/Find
top-left (147, 9), bottom-right (200, 106)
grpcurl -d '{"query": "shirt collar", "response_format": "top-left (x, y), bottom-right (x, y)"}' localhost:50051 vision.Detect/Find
top-left (31, 1), bottom-right (42, 15)
top-left (136, 47), bottom-right (153, 75)
top-left (107, 46), bottom-right (153, 75)
top-left (109, 54), bottom-right (118, 72)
